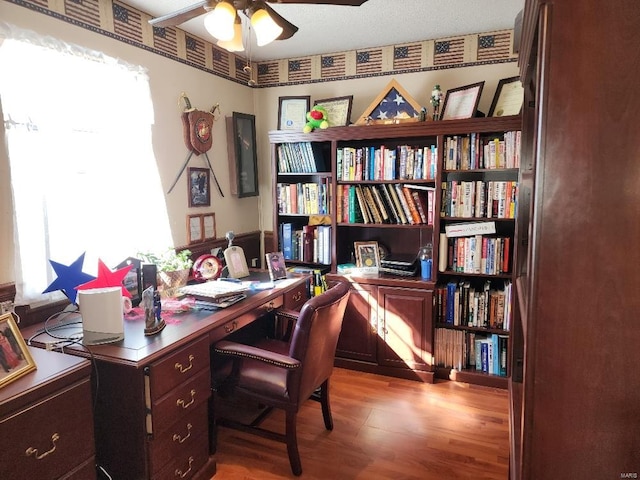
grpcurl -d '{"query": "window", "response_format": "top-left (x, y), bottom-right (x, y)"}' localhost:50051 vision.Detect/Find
top-left (0, 24), bottom-right (172, 305)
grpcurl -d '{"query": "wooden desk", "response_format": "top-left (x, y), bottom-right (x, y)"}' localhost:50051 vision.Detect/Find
top-left (21, 273), bottom-right (309, 480)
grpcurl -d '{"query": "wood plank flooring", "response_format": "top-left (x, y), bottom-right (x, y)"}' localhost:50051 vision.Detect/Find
top-left (211, 367), bottom-right (509, 479)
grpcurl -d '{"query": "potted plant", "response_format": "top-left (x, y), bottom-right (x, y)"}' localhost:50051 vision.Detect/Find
top-left (137, 248), bottom-right (193, 297)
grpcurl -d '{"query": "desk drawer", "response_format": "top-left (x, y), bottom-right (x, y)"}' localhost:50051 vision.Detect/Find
top-left (148, 402), bottom-right (208, 475)
top-left (150, 368), bottom-right (210, 436)
top-left (209, 295), bottom-right (283, 343)
top-left (0, 379), bottom-right (94, 480)
top-left (147, 336), bottom-right (210, 400)
top-left (153, 432), bottom-right (209, 480)
top-left (284, 282), bottom-right (308, 311)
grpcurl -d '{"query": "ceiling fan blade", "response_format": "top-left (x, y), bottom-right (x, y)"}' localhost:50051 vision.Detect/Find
top-left (268, 0), bottom-right (369, 5)
top-left (148, 0), bottom-right (212, 28)
top-left (263, 3), bottom-right (299, 40)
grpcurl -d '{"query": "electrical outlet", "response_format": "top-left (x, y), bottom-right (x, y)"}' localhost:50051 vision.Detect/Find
top-left (0, 301), bottom-right (13, 314)
top-left (251, 257), bottom-right (258, 268)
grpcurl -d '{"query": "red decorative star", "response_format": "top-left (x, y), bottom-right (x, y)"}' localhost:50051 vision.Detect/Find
top-left (76, 259), bottom-right (133, 298)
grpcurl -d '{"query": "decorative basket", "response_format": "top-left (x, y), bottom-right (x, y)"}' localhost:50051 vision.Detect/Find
top-left (157, 269), bottom-right (190, 298)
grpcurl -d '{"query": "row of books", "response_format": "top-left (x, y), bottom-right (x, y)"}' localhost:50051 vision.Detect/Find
top-left (444, 131), bottom-right (521, 170)
top-left (336, 144), bottom-right (438, 181)
top-left (440, 234), bottom-right (511, 275)
top-left (277, 142), bottom-right (327, 173)
top-left (440, 180), bottom-right (518, 219)
top-left (286, 266), bottom-right (328, 297)
top-left (280, 223), bottom-right (332, 265)
top-left (276, 180), bottom-right (331, 215)
top-left (337, 183), bottom-right (435, 225)
top-left (435, 328), bottom-right (508, 376)
top-left (435, 279), bottom-right (512, 330)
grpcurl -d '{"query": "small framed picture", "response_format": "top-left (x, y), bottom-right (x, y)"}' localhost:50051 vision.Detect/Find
top-left (0, 313), bottom-right (36, 389)
top-left (441, 81), bottom-right (485, 120)
top-left (203, 213), bottom-right (216, 240)
top-left (187, 214), bottom-right (203, 244)
top-left (278, 96), bottom-right (311, 131)
top-left (489, 76), bottom-right (524, 117)
top-left (354, 241), bottom-right (380, 268)
top-left (188, 167), bottom-right (210, 207)
top-left (226, 112), bottom-right (259, 198)
top-left (313, 95), bottom-right (353, 127)
top-left (266, 251), bottom-right (288, 281)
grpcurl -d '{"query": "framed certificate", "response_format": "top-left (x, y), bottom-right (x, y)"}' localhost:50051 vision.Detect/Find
top-left (278, 96), bottom-right (310, 130)
top-left (441, 82), bottom-right (485, 120)
top-left (489, 76), bottom-right (524, 117)
top-left (314, 95), bottom-right (353, 127)
top-left (187, 214), bottom-right (203, 244)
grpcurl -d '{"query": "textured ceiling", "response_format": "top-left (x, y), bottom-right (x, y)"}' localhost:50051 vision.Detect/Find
top-left (124, 0), bottom-right (524, 62)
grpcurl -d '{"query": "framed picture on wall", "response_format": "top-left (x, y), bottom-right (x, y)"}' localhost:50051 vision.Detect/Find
top-left (226, 112), bottom-right (259, 198)
top-left (187, 167), bottom-right (210, 207)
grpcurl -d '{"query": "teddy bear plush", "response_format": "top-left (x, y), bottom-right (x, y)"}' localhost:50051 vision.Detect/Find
top-left (303, 105), bottom-right (329, 133)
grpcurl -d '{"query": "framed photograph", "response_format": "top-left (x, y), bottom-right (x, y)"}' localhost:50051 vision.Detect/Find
top-left (188, 167), bottom-right (210, 207)
top-left (355, 79), bottom-right (422, 125)
top-left (187, 214), bottom-right (203, 244)
top-left (0, 313), bottom-right (36, 389)
top-left (313, 95), bottom-right (353, 127)
top-left (266, 251), bottom-right (288, 281)
top-left (488, 76), bottom-right (524, 117)
top-left (441, 81), bottom-right (485, 120)
top-left (117, 257), bottom-right (142, 307)
top-left (226, 112), bottom-right (259, 198)
top-left (354, 241), bottom-right (381, 268)
top-left (278, 96), bottom-right (310, 130)
top-left (203, 213), bottom-right (216, 240)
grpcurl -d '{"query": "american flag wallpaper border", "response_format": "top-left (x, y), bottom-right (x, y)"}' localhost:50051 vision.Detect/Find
top-left (8, 0), bottom-right (517, 88)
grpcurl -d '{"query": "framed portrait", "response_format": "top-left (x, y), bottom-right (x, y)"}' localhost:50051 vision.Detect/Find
top-left (278, 96), bottom-right (310, 130)
top-left (0, 313), bottom-right (36, 389)
top-left (488, 76), bottom-right (524, 117)
top-left (187, 214), bottom-right (203, 244)
top-left (354, 241), bottom-right (381, 268)
top-left (441, 81), bottom-right (485, 120)
top-left (202, 213), bottom-right (216, 240)
top-left (226, 112), bottom-right (259, 198)
top-left (313, 95), bottom-right (353, 127)
top-left (117, 257), bottom-right (142, 307)
top-left (187, 167), bottom-right (211, 207)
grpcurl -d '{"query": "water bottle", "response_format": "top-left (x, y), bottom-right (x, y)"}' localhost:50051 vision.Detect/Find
top-left (420, 244), bottom-right (433, 281)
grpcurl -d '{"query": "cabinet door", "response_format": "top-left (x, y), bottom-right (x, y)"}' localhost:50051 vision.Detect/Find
top-left (335, 284), bottom-right (377, 362)
top-left (377, 286), bottom-right (433, 371)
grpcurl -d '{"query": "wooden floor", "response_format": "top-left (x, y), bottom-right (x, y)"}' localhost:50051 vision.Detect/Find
top-left (210, 367), bottom-right (509, 480)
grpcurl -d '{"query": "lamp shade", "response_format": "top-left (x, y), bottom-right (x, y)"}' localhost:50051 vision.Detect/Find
top-left (204, 1), bottom-right (236, 41)
top-left (251, 8), bottom-right (283, 46)
top-left (217, 16), bottom-right (244, 52)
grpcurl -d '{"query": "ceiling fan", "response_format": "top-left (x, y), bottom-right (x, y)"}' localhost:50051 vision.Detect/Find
top-left (149, 0), bottom-right (369, 49)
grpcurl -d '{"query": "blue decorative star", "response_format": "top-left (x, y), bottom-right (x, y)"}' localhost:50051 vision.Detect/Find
top-left (43, 253), bottom-right (96, 304)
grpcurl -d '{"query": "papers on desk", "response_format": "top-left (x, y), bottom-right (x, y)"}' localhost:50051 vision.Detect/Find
top-left (178, 280), bottom-right (249, 302)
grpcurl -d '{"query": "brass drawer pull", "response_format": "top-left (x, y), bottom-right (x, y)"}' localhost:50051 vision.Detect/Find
top-left (176, 389), bottom-right (196, 409)
top-left (266, 301), bottom-right (275, 312)
top-left (175, 456), bottom-right (194, 478)
top-left (173, 423), bottom-right (193, 444)
top-left (224, 320), bottom-right (238, 333)
top-left (25, 433), bottom-right (60, 460)
top-left (292, 291), bottom-right (302, 302)
top-left (175, 354), bottom-right (195, 374)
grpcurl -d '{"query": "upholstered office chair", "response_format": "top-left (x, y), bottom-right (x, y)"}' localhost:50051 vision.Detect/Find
top-left (211, 280), bottom-right (350, 476)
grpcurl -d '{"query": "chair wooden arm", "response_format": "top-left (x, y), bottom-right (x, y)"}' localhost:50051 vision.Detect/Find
top-left (214, 340), bottom-right (301, 369)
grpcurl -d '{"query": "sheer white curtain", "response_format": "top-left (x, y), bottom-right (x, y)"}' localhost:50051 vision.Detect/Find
top-left (0, 23), bottom-right (173, 305)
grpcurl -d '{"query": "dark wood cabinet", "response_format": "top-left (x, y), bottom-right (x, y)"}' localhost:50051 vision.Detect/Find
top-left (335, 282), bottom-right (377, 363)
top-left (511, 1), bottom-right (640, 478)
top-left (0, 347), bottom-right (95, 480)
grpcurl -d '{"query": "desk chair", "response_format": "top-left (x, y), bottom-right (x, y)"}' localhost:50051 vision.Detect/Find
top-left (210, 280), bottom-right (350, 476)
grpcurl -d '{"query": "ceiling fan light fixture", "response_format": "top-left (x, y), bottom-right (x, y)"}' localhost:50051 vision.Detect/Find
top-left (217, 15), bottom-right (244, 52)
top-left (250, 5), bottom-right (283, 47)
top-left (203, 1), bottom-right (236, 41)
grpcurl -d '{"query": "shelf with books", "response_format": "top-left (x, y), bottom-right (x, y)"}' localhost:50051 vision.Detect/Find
top-left (434, 127), bottom-right (520, 387)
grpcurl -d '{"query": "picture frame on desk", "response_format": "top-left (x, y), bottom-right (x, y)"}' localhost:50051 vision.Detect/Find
top-left (188, 167), bottom-right (210, 207)
top-left (226, 112), bottom-right (259, 198)
top-left (0, 313), bottom-right (36, 389)
top-left (441, 81), bottom-right (485, 120)
top-left (278, 96), bottom-right (310, 130)
top-left (313, 95), bottom-right (353, 127)
top-left (488, 76), bottom-right (524, 117)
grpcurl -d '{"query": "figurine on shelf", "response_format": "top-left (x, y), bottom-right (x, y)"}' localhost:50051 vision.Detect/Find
top-left (143, 286), bottom-right (166, 336)
top-left (430, 84), bottom-right (443, 121)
